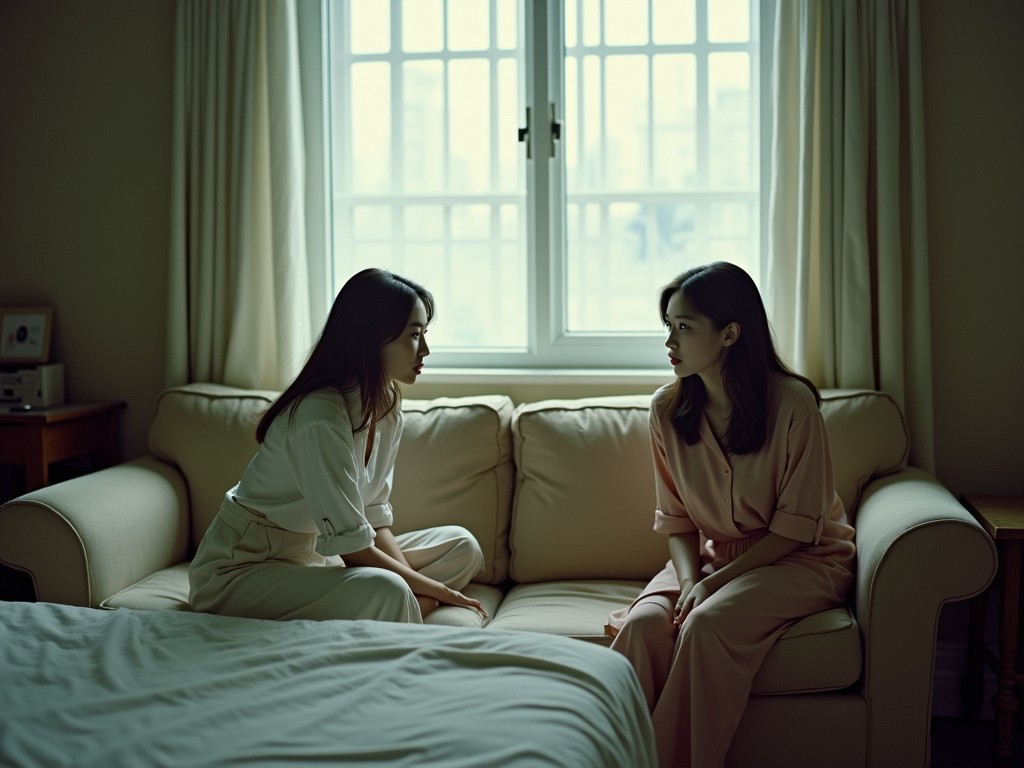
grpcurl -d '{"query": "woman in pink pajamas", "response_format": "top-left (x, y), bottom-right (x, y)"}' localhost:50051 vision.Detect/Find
top-left (608, 262), bottom-right (855, 768)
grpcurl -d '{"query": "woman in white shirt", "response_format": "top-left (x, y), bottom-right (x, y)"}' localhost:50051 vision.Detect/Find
top-left (189, 268), bottom-right (486, 623)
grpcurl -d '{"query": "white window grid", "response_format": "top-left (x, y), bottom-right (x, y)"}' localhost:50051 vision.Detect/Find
top-left (327, 0), bottom-right (762, 370)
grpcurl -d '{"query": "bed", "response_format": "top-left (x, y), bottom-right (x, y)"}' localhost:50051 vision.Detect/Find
top-left (0, 601), bottom-right (656, 767)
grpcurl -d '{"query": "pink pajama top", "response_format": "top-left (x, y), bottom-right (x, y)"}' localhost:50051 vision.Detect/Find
top-left (631, 373), bottom-right (856, 603)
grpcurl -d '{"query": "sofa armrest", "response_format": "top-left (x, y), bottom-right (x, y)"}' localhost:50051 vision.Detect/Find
top-left (0, 457), bottom-right (190, 607)
top-left (853, 466), bottom-right (997, 767)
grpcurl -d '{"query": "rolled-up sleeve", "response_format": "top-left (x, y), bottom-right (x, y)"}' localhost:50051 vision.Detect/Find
top-left (768, 410), bottom-right (835, 545)
top-left (363, 480), bottom-right (395, 529)
top-left (285, 420), bottom-right (375, 556)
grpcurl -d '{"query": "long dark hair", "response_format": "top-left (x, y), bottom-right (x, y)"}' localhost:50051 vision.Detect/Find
top-left (256, 268), bottom-right (435, 443)
top-left (659, 262), bottom-right (818, 454)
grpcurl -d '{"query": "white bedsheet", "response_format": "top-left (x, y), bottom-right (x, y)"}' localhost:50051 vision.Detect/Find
top-left (0, 602), bottom-right (655, 767)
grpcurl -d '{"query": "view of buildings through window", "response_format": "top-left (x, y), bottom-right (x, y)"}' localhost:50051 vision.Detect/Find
top-left (328, 0), bottom-right (760, 367)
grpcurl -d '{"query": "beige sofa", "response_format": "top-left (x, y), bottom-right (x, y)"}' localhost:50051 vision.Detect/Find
top-left (0, 383), bottom-right (997, 767)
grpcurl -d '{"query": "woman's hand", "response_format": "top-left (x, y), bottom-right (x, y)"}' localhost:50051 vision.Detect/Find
top-left (345, 543), bottom-right (488, 618)
top-left (673, 579), bottom-right (712, 627)
top-left (426, 584), bottom-right (488, 618)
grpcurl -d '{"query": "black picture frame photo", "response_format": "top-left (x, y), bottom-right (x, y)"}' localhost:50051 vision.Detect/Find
top-left (0, 306), bottom-right (54, 364)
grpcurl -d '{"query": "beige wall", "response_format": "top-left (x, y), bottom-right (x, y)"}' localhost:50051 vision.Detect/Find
top-left (0, 0), bottom-right (1021, 497)
top-left (921, 0), bottom-right (1024, 497)
top-left (0, 0), bottom-right (175, 460)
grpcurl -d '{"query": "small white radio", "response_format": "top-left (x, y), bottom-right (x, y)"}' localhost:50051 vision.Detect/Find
top-left (0, 363), bottom-right (65, 408)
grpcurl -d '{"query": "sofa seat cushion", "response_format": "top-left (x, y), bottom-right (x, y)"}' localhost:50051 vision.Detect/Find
top-left (424, 584), bottom-right (505, 630)
top-left (488, 580), bottom-right (645, 643)
top-left (751, 605), bottom-right (861, 695)
top-left (98, 564), bottom-right (507, 622)
top-left (100, 562), bottom-right (191, 611)
top-left (489, 581), bottom-right (861, 695)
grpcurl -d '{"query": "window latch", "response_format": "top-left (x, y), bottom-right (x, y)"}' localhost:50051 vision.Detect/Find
top-left (548, 103), bottom-right (562, 158)
top-left (518, 106), bottom-right (532, 159)
top-left (520, 105), bottom-right (562, 159)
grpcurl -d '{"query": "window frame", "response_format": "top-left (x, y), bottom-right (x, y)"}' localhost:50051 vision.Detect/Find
top-left (322, 0), bottom-right (774, 375)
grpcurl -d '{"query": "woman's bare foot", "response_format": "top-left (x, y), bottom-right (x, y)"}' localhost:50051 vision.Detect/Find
top-left (417, 595), bottom-right (439, 619)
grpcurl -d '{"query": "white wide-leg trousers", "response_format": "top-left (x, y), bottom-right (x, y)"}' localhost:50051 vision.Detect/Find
top-left (189, 498), bottom-right (483, 623)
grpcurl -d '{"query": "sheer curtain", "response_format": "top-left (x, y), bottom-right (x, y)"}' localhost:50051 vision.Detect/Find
top-left (166, 0), bottom-right (327, 391)
top-left (767, 0), bottom-right (934, 470)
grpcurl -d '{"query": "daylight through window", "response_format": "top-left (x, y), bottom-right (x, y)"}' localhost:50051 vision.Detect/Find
top-left (327, 0), bottom-right (762, 369)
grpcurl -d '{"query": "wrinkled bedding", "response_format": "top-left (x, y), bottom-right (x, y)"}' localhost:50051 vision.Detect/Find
top-left (0, 601), bottom-right (655, 767)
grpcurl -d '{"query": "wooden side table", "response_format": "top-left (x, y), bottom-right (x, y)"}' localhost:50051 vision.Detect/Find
top-left (961, 494), bottom-right (1024, 768)
top-left (0, 401), bottom-right (126, 493)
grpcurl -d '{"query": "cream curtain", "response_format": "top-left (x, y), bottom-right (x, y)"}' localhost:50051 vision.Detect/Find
top-left (167, 0), bottom-right (320, 391)
top-left (767, 0), bottom-right (934, 470)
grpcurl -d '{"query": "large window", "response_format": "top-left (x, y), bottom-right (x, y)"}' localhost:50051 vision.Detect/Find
top-left (327, 0), bottom-right (764, 370)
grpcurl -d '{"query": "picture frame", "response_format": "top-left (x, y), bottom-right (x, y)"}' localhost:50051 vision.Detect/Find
top-left (0, 306), bottom-right (54, 364)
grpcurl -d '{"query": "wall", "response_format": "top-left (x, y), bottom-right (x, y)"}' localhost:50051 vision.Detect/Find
top-left (0, 0), bottom-right (175, 462)
top-left (920, 0), bottom-right (1024, 718)
top-left (922, 0), bottom-right (1024, 498)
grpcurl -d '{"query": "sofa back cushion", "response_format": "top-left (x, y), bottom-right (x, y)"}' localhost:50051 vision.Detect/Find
top-left (149, 384), bottom-right (276, 551)
top-left (392, 397), bottom-right (514, 585)
top-left (509, 396), bottom-right (665, 583)
top-left (508, 389), bottom-right (909, 583)
top-left (819, 389), bottom-right (909, 518)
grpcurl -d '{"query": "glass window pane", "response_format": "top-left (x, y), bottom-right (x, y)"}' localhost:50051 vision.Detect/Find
top-left (449, 244), bottom-right (517, 345)
top-left (447, 0), bottom-right (489, 51)
top-left (404, 205), bottom-right (444, 240)
top-left (564, 0), bottom-right (759, 337)
top-left (497, 58), bottom-right (521, 191)
top-left (402, 61), bottom-right (445, 193)
top-left (567, 202), bottom-right (664, 333)
top-left (448, 60), bottom-right (491, 193)
top-left (604, 0), bottom-right (647, 46)
top-left (709, 239), bottom-right (751, 269)
top-left (565, 56), bottom-right (579, 183)
top-left (565, 0), bottom-right (578, 48)
top-left (708, 52), bottom-right (751, 189)
top-left (708, 0), bottom-right (750, 43)
top-left (709, 201), bottom-right (749, 236)
top-left (350, 63), bottom-right (391, 193)
top-left (353, 205), bottom-right (393, 239)
top-left (499, 204), bottom-right (519, 240)
top-left (403, 244), bottom-right (446, 279)
top-left (331, 0), bottom-right (759, 361)
top-left (581, 0), bottom-right (601, 46)
top-left (652, 54), bottom-right (697, 189)
top-left (353, 243), bottom-right (394, 265)
top-left (604, 55), bottom-right (649, 190)
top-left (451, 204), bottom-right (491, 239)
top-left (652, 0), bottom-right (695, 45)
top-left (332, 1), bottom-right (527, 352)
top-left (584, 202), bottom-right (601, 238)
top-left (496, 0), bottom-right (518, 50)
top-left (654, 202), bottom-right (695, 255)
top-left (402, 0), bottom-right (443, 53)
top-left (351, 0), bottom-right (390, 54)
top-left (497, 243), bottom-right (527, 347)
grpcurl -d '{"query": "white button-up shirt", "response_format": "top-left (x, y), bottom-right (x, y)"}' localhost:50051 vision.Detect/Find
top-left (228, 388), bottom-right (402, 557)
